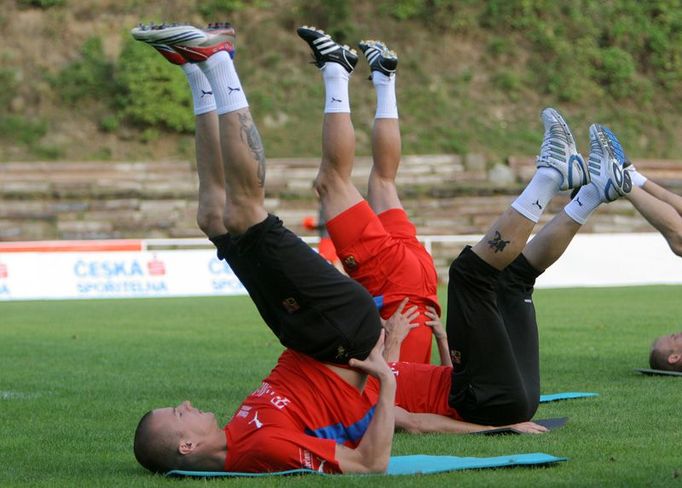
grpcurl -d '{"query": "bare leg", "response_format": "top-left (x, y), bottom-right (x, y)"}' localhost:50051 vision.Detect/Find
top-left (363, 43), bottom-right (401, 214)
top-left (194, 112), bottom-right (228, 238)
top-left (314, 72), bottom-right (364, 222)
top-left (216, 108), bottom-right (268, 234)
top-left (173, 63), bottom-right (227, 238)
top-left (471, 208), bottom-right (537, 270)
top-left (627, 185), bottom-right (682, 256)
top-left (368, 118), bottom-right (402, 213)
top-left (523, 211), bottom-right (582, 271)
top-left (193, 51), bottom-right (267, 234)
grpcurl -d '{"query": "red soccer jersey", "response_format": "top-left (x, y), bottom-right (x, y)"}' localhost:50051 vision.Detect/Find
top-left (326, 201), bottom-right (441, 364)
top-left (223, 349), bottom-right (376, 473)
top-left (366, 361), bottom-right (461, 420)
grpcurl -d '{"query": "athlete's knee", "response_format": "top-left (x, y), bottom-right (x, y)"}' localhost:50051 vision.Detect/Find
top-left (221, 199), bottom-right (267, 235)
top-left (196, 207), bottom-right (225, 238)
top-left (503, 390), bottom-right (538, 423)
top-left (313, 167), bottom-right (347, 199)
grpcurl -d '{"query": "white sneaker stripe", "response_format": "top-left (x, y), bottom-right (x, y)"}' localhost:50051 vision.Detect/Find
top-left (316, 40), bottom-right (336, 49)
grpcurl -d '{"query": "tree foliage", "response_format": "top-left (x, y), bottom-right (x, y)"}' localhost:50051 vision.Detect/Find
top-left (115, 37), bottom-right (194, 133)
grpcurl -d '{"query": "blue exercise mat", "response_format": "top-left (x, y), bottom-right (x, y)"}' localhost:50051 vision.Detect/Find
top-left (539, 392), bottom-right (598, 403)
top-left (166, 452), bottom-right (566, 478)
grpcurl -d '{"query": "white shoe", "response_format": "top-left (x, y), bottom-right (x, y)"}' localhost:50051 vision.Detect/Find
top-left (536, 108), bottom-right (589, 191)
top-left (131, 23), bottom-right (207, 46)
top-left (131, 22), bottom-right (236, 62)
top-left (587, 124), bottom-right (632, 202)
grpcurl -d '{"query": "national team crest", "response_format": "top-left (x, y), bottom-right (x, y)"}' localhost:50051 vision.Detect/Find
top-left (336, 345), bottom-right (348, 359)
top-left (282, 297), bottom-right (300, 313)
top-left (451, 349), bottom-right (462, 365)
top-left (343, 255), bottom-right (357, 270)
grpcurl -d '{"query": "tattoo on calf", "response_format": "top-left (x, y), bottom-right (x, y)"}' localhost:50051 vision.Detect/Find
top-left (237, 112), bottom-right (266, 187)
top-left (487, 231), bottom-right (510, 253)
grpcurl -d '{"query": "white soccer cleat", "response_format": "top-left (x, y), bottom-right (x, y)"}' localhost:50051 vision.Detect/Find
top-left (536, 108), bottom-right (590, 191)
top-left (131, 23), bottom-right (208, 46)
top-left (131, 22), bottom-right (236, 62)
top-left (586, 124), bottom-right (632, 202)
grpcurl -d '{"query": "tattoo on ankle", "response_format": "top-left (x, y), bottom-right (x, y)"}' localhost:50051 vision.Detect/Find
top-left (238, 112), bottom-right (266, 187)
top-left (487, 231), bottom-right (510, 253)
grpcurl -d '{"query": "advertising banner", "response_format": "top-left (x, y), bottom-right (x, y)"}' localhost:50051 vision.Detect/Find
top-left (0, 233), bottom-right (680, 301)
top-left (0, 250), bottom-right (246, 301)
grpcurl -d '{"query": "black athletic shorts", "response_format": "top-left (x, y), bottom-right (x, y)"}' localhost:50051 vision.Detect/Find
top-left (446, 246), bottom-right (542, 426)
top-left (210, 215), bottom-right (382, 364)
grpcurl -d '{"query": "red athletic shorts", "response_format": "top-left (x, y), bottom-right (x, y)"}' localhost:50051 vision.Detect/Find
top-left (326, 201), bottom-right (441, 363)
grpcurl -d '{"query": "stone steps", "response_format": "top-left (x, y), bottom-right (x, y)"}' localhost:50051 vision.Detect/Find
top-left (1, 157), bottom-right (680, 266)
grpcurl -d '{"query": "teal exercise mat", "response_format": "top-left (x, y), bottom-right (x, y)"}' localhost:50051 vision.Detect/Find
top-left (540, 392), bottom-right (598, 402)
top-left (635, 368), bottom-right (682, 377)
top-left (472, 417), bottom-right (568, 436)
top-left (386, 452), bottom-right (566, 475)
top-left (166, 452), bottom-right (567, 478)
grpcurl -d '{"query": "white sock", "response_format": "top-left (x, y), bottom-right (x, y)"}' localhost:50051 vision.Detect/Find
top-left (629, 169), bottom-right (648, 187)
top-left (181, 64), bottom-right (216, 115)
top-left (322, 62), bottom-right (350, 113)
top-left (564, 183), bottom-right (602, 224)
top-left (198, 51), bottom-right (248, 115)
top-left (511, 168), bottom-right (563, 222)
top-left (372, 71), bottom-right (398, 119)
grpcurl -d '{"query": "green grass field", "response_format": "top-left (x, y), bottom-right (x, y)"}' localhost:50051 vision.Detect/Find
top-left (1, 285), bottom-right (681, 487)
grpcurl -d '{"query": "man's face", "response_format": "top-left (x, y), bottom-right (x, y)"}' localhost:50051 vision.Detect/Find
top-left (151, 401), bottom-right (220, 439)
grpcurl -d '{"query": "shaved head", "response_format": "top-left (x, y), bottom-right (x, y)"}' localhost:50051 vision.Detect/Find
top-left (133, 402), bottom-right (225, 474)
top-left (649, 335), bottom-right (682, 372)
top-left (133, 411), bottom-right (183, 473)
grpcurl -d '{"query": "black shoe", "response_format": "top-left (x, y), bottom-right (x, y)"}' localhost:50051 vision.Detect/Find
top-left (358, 39), bottom-right (398, 78)
top-left (297, 25), bottom-right (357, 73)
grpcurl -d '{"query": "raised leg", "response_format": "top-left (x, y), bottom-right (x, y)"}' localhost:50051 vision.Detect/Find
top-left (447, 110), bottom-right (611, 425)
top-left (132, 22), bottom-right (265, 235)
top-left (522, 211), bottom-right (582, 271)
top-left (194, 111), bottom-right (227, 237)
top-left (297, 27), bottom-right (364, 221)
top-left (473, 108), bottom-right (588, 270)
top-left (213, 106), bottom-right (268, 233)
top-left (358, 40), bottom-right (402, 214)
